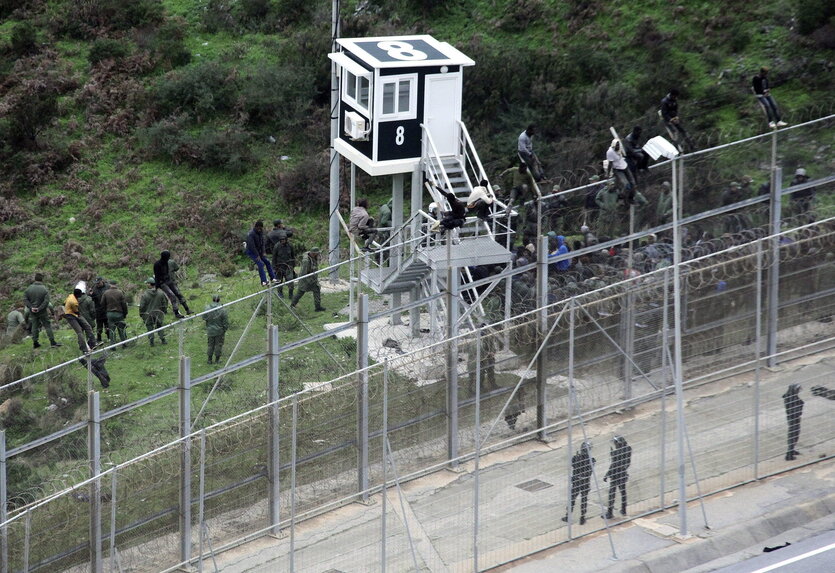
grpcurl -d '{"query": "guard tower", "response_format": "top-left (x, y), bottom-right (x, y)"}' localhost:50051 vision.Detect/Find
top-left (329, 35), bottom-right (514, 334)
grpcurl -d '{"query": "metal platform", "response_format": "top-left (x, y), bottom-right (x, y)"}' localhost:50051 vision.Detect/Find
top-left (419, 236), bottom-right (512, 270)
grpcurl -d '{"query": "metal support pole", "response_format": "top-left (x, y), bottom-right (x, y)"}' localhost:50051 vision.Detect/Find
top-left (536, 234), bottom-right (549, 440)
top-left (179, 356), bottom-right (193, 568)
top-left (357, 294), bottom-right (370, 499)
top-left (622, 207), bottom-right (636, 401)
top-left (473, 329), bottom-right (482, 571)
top-left (410, 287), bottom-right (421, 338)
top-left (671, 156), bottom-right (688, 538)
top-left (88, 391), bottom-right (102, 573)
top-left (327, 0), bottom-right (341, 280)
top-left (446, 261), bottom-right (460, 466)
top-left (197, 431), bottom-right (206, 573)
top-left (289, 396), bottom-right (298, 573)
top-left (0, 431), bottom-right (8, 573)
top-left (392, 174), bottom-right (404, 326)
top-left (109, 471), bottom-right (118, 573)
top-left (766, 167), bottom-right (782, 366)
top-left (754, 240), bottom-right (763, 478)
top-left (267, 326), bottom-right (281, 535)
top-left (565, 301), bottom-right (575, 534)
top-left (660, 269), bottom-right (670, 508)
top-left (381, 361), bottom-right (389, 572)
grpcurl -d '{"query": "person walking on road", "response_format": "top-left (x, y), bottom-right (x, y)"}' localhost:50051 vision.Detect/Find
top-left (602, 435), bottom-right (632, 519)
top-left (562, 441), bottom-right (595, 525)
top-left (24, 273), bottom-right (61, 349)
top-left (783, 383), bottom-right (803, 461)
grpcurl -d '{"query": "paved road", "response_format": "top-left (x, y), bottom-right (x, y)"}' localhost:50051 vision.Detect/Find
top-left (211, 352), bottom-right (835, 572)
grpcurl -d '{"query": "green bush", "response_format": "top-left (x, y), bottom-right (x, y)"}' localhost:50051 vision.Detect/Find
top-left (795, 0), bottom-right (835, 35)
top-left (273, 153), bottom-right (329, 212)
top-left (151, 18), bottom-right (192, 69)
top-left (139, 118), bottom-right (256, 173)
top-left (88, 38), bottom-right (130, 65)
top-left (48, 0), bottom-right (164, 39)
top-left (239, 66), bottom-right (317, 129)
top-left (152, 61), bottom-right (237, 120)
top-left (9, 22), bottom-right (39, 57)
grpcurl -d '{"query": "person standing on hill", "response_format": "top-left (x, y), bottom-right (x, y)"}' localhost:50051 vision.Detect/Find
top-left (246, 220), bottom-right (278, 286)
top-left (265, 219), bottom-right (292, 255)
top-left (203, 294), bottom-right (229, 364)
top-left (139, 277), bottom-right (168, 346)
top-left (78, 287), bottom-right (96, 333)
top-left (271, 235), bottom-right (296, 299)
top-left (91, 276), bottom-right (110, 343)
top-left (5, 304), bottom-right (26, 339)
top-left (752, 67), bottom-right (787, 129)
top-left (24, 273), bottom-right (61, 349)
top-left (290, 247), bottom-right (326, 312)
top-left (602, 435), bottom-right (632, 519)
top-left (62, 282), bottom-right (96, 354)
top-left (154, 251), bottom-right (188, 319)
top-left (166, 255), bottom-right (192, 313)
top-left (102, 281), bottom-right (128, 345)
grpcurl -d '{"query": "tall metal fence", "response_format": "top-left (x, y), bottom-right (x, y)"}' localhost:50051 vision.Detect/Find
top-left (1, 116), bottom-right (834, 572)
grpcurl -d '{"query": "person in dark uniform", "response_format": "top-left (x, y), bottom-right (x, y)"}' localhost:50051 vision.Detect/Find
top-left (783, 384), bottom-right (803, 461)
top-left (203, 295), bottom-right (229, 364)
top-left (562, 441), bottom-right (595, 525)
top-left (602, 435), bottom-right (632, 519)
top-left (91, 276), bottom-right (110, 343)
top-left (271, 235), bottom-right (296, 299)
top-left (24, 273), bottom-right (60, 349)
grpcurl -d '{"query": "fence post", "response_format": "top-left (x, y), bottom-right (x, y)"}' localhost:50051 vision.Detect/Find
top-left (267, 325), bottom-right (282, 535)
top-left (446, 263), bottom-right (460, 466)
top-left (536, 234), bottom-right (549, 440)
top-left (179, 356), bottom-right (193, 568)
top-left (766, 167), bottom-right (782, 367)
top-left (358, 294), bottom-right (370, 500)
top-left (754, 240), bottom-right (764, 479)
top-left (88, 390), bottom-right (103, 573)
top-left (0, 430), bottom-right (7, 573)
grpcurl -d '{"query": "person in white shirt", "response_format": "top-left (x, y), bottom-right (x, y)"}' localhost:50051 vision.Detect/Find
top-left (466, 179), bottom-right (495, 221)
top-left (606, 139), bottom-right (636, 204)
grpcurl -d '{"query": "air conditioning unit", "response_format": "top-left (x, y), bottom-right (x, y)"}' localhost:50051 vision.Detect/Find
top-left (344, 111), bottom-right (369, 140)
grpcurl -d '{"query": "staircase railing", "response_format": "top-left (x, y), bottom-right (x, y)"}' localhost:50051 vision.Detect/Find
top-left (420, 125), bottom-right (457, 208)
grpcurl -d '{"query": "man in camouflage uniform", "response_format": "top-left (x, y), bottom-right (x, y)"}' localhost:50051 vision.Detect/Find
top-left (203, 295), bottom-right (229, 364)
top-left (91, 276), bottom-right (110, 343)
top-left (102, 282), bottom-right (129, 345)
top-left (24, 273), bottom-right (60, 349)
top-left (271, 235), bottom-right (296, 299)
top-left (139, 278), bottom-right (168, 346)
top-left (290, 247), bottom-right (326, 312)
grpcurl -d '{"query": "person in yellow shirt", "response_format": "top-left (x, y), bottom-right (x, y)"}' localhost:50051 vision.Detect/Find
top-left (63, 282), bottom-right (96, 354)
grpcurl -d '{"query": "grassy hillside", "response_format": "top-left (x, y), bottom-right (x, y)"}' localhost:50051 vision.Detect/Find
top-left (0, 0), bottom-right (833, 304)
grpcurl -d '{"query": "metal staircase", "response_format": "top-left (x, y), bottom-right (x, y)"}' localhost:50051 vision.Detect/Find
top-left (357, 120), bottom-right (514, 306)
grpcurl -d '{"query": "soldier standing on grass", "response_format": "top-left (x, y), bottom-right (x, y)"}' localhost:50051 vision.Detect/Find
top-left (24, 273), bottom-right (61, 349)
top-left (271, 235), bottom-right (296, 299)
top-left (91, 276), bottom-right (110, 343)
top-left (139, 278), bottom-right (168, 346)
top-left (290, 247), bottom-right (326, 312)
top-left (783, 384), bottom-right (803, 461)
top-left (5, 304), bottom-right (26, 339)
top-left (102, 281), bottom-right (129, 345)
top-left (203, 295), bottom-right (229, 364)
top-left (78, 287), bottom-right (96, 334)
top-left (562, 441), bottom-right (595, 525)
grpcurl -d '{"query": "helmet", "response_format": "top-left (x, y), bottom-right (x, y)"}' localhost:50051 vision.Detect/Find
top-left (795, 168), bottom-right (807, 177)
top-left (428, 202), bottom-right (438, 213)
top-left (74, 281), bottom-right (87, 292)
